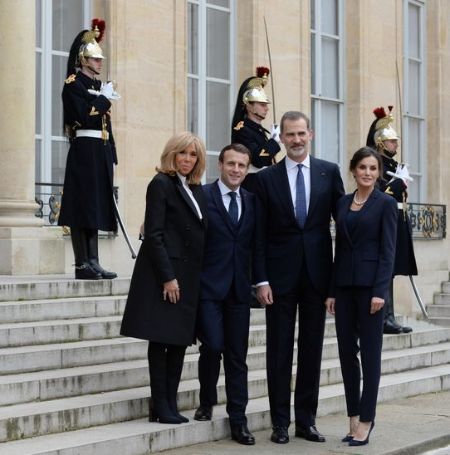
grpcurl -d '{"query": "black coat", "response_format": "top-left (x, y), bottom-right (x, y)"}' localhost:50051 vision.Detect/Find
top-left (120, 173), bottom-right (207, 346)
top-left (381, 155), bottom-right (418, 276)
top-left (58, 71), bottom-right (117, 231)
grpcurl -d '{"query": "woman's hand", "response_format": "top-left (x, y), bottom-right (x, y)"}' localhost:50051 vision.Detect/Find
top-left (324, 297), bottom-right (335, 315)
top-left (163, 279), bottom-right (180, 304)
top-left (370, 296), bottom-right (384, 314)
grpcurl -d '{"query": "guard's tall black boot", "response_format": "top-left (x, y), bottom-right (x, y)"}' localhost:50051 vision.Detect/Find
top-left (383, 281), bottom-right (407, 334)
top-left (148, 342), bottom-right (182, 424)
top-left (71, 227), bottom-right (102, 280)
top-left (87, 229), bottom-right (117, 279)
top-left (166, 345), bottom-right (188, 423)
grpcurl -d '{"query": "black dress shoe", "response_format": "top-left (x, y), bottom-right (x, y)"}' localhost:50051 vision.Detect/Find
top-left (402, 325), bottom-right (413, 333)
top-left (231, 424), bottom-right (255, 445)
top-left (271, 426), bottom-right (289, 444)
top-left (75, 264), bottom-right (102, 280)
top-left (194, 405), bottom-right (212, 421)
top-left (295, 425), bottom-right (326, 442)
top-left (383, 320), bottom-right (403, 334)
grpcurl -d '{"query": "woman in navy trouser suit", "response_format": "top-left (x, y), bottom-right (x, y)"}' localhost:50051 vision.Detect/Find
top-left (325, 147), bottom-right (397, 446)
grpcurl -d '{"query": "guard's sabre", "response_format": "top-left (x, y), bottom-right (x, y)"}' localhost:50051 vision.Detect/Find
top-left (395, 60), bottom-right (403, 162)
top-left (263, 16), bottom-right (276, 124)
top-left (409, 275), bottom-right (429, 319)
top-left (112, 195), bottom-right (137, 259)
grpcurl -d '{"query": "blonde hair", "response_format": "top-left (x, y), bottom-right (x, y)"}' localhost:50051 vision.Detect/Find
top-left (157, 132), bottom-right (206, 184)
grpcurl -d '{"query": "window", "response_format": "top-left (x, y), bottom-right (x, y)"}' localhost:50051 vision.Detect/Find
top-left (187, 0), bottom-right (235, 182)
top-left (403, 0), bottom-right (426, 202)
top-left (310, 0), bottom-right (345, 167)
top-left (35, 0), bottom-right (91, 186)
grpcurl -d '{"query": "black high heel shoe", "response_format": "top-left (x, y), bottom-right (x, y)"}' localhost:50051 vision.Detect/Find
top-left (341, 434), bottom-right (353, 442)
top-left (348, 421), bottom-right (375, 446)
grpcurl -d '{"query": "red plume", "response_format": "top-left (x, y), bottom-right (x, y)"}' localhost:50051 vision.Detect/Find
top-left (256, 66), bottom-right (270, 78)
top-left (373, 107), bottom-right (386, 119)
top-left (92, 18), bottom-right (106, 42)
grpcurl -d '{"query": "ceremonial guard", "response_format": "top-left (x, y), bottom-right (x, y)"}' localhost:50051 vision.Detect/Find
top-left (231, 67), bottom-right (280, 192)
top-left (366, 106), bottom-right (418, 333)
top-left (59, 19), bottom-right (118, 280)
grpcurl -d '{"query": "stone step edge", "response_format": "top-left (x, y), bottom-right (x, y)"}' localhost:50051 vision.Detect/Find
top-left (0, 365), bottom-right (448, 455)
top-left (0, 295), bottom-right (128, 307)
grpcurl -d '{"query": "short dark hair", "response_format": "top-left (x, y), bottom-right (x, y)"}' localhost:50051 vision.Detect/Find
top-left (349, 146), bottom-right (383, 173)
top-left (280, 111), bottom-right (311, 133)
top-left (219, 143), bottom-right (252, 164)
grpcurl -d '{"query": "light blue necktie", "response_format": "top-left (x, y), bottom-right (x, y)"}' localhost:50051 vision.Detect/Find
top-left (295, 164), bottom-right (307, 228)
top-left (228, 191), bottom-right (239, 224)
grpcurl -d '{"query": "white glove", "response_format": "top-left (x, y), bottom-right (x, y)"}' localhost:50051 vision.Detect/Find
top-left (270, 124), bottom-right (281, 143)
top-left (100, 81), bottom-right (114, 99)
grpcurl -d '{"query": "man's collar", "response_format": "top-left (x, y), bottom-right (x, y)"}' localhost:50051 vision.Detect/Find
top-left (285, 154), bottom-right (310, 170)
top-left (218, 178), bottom-right (240, 196)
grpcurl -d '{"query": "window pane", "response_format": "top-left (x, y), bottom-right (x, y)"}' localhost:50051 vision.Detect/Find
top-left (320, 102), bottom-right (339, 163)
top-left (321, 37), bottom-right (339, 98)
top-left (408, 60), bottom-right (421, 115)
top-left (407, 175), bottom-right (420, 202)
top-left (206, 81), bottom-right (229, 151)
top-left (52, 55), bottom-right (67, 136)
top-left (52, 140), bottom-right (70, 185)
top-left (36, 0), bottom-right (42, 48)
top-left (53, 0), bottom-right (83, 52)
top-left (406, 117), bottom-right (421, 171)
top-left (208, 0), bottom-right (229, 7)
top-left (408, 3), bottom-right (420, 59)
top-left (311, 33), bottom-right (317, 94)
top-left (188, 77), bottom-right (198, 134)
top-left (206, 153), bottom-right (220, 183)
top-left (188, 2), bottom-right (199, 74)
top-left (321, 0), bottom-right (338, 35)
top-left (35, 139), bottom-right (42, 182)
top-left (311, 100), bottom-right (317, 155)
top-left (207, 8), bottom-right (229, 79)
top-left (36, 52), bottom-right (42, 134)
top-left (311, 0), bottom-right (316, 29)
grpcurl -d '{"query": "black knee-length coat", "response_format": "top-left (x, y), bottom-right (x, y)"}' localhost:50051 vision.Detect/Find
top-left (120, 172), bottom-right (207, 346)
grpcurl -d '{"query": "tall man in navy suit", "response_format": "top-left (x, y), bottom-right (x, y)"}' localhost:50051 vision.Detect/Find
top-left (195, 143), bottom-right (256, 445)
top-left (254, 111), bottom-right (345, 444)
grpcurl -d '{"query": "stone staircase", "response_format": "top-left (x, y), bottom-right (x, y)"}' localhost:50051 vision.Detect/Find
top-left (0, 277), bottom-right (450, 454)
top-left (428, 276), bottom-right (450, 327)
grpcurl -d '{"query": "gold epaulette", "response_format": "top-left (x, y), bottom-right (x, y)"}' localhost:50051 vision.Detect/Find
top-left (385, 186), bottom-right (394, 195)
top-left (65, 74), bottom-right (76, 84)
top-left (233, 121), bottom-right (244, 131)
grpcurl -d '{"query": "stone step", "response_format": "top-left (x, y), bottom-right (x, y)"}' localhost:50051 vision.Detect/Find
top-left (428, 317), bottom-right (450, 327)
top-left (427, 304), bottom-right (450, 318)
top-left (0, 277), bottom-right (131, 302)
top-left (0, 364), bottom-right (449, 454)
top-left (434, 293), bottom-right (450, 305)
top-left (442, 281), bottom-right (450, 293)
top-left (1, 338), bottom-right (449, 408)
top-left (0, 296), bottom-right (127, 323)
top-left (1, 322), bottom-right (449, 375)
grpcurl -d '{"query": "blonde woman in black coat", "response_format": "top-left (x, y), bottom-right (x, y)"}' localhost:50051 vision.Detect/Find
top-left (121, 132), bottom-right (207, 423)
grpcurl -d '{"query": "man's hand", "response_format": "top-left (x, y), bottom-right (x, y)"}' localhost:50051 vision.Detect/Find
top-left (257, 284), bottom-right (274, 305)
top-left (324, 297), bottom-right (335, 315)
top-left (370, 296), bottom-right (384, 314)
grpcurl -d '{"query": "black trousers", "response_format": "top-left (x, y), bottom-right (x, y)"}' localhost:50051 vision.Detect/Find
top-left (197, 288), bottom-right (250, 426)
top-left (334, 286), bottom-right (384, 422)
top-left (265, 268), bottom-right (326, 428)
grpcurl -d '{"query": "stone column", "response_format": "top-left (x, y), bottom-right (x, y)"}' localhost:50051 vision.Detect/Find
top-left (0, 0), bottom-right (65, 274)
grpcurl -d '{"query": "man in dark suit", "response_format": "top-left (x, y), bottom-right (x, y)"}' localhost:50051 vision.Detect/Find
top-left (254, 111), bottom-right (345, 444)
top-left (194, 143), bottom-right (256, 445)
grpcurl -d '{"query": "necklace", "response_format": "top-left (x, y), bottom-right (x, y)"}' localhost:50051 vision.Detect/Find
top-left (353, 192), bottom-right (368, 206)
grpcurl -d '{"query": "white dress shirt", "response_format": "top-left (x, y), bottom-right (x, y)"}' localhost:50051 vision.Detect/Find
top-left (218, 178), bottom-right (242, 220)
top-left (285, 154), bottom-right (311, 215)
top-left (177, 172), bottom-right (203, 220)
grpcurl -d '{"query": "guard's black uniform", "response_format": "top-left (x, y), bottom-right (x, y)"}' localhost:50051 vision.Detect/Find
top-left (232, 117), bottom-right (280, 192)
top-left (58, 72), bottom-right (117, 232)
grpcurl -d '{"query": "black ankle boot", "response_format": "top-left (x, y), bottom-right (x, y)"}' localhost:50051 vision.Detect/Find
top-left (75, 263), bottom-right (102, 280)
top-left (71, 228), bottom-right (101, 280)
top-left (167, 345), bottom-right (188, 422)
top-left (148, 397), bottom-right (182, 424)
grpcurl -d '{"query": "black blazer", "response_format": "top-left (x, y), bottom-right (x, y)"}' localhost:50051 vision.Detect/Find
top-left (200, 181), bottom-right (255, 303)
top-left (332, 188), bottom-right (398, 299)
top-left (120, 173), bottom-right (207, 346)
top-left (254, 156), bottom-right (344, 296)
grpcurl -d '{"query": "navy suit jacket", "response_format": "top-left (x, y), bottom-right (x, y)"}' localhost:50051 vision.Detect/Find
top-left (254, 156), bottom-right (344, 296)
top-left (200, 181), bottom-right (255, 303)
top-left (332, 188), bottom-right (398, 299)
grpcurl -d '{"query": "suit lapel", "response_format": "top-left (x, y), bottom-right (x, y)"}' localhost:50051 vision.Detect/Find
top-left (351, 188), bottom-right (379, 238)
top-left (174, 177), bottom-right (203, 222)
top-left (211, 180), bottom-right (237, 233)
top-left (273, 159), bottom-right (296, 220)
top-left (339, 194), bottom-right (354, 247)
top-left (307, 157), bottom-right (326, 225)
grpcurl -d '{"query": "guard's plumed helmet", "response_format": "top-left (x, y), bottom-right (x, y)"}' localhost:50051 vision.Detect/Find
top-left (366, 106), bottom-right (400, 150)
top-left (66, 19), bottom-right (106, 77)
top-left (242, 67), bottom-right (271, 105)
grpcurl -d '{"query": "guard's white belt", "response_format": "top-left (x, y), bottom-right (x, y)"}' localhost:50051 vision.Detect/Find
top-left (248, 164), bottom-right (267, 174)
top-left (397, 202), bottom-right (404, 209)
top-left (76, 129), bottom-right (109, 140)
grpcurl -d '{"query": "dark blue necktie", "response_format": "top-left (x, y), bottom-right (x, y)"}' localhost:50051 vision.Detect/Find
top-left (295, 164), bottom-right (307, 228)
top-left (228, 191), bottom-right (239, 224)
